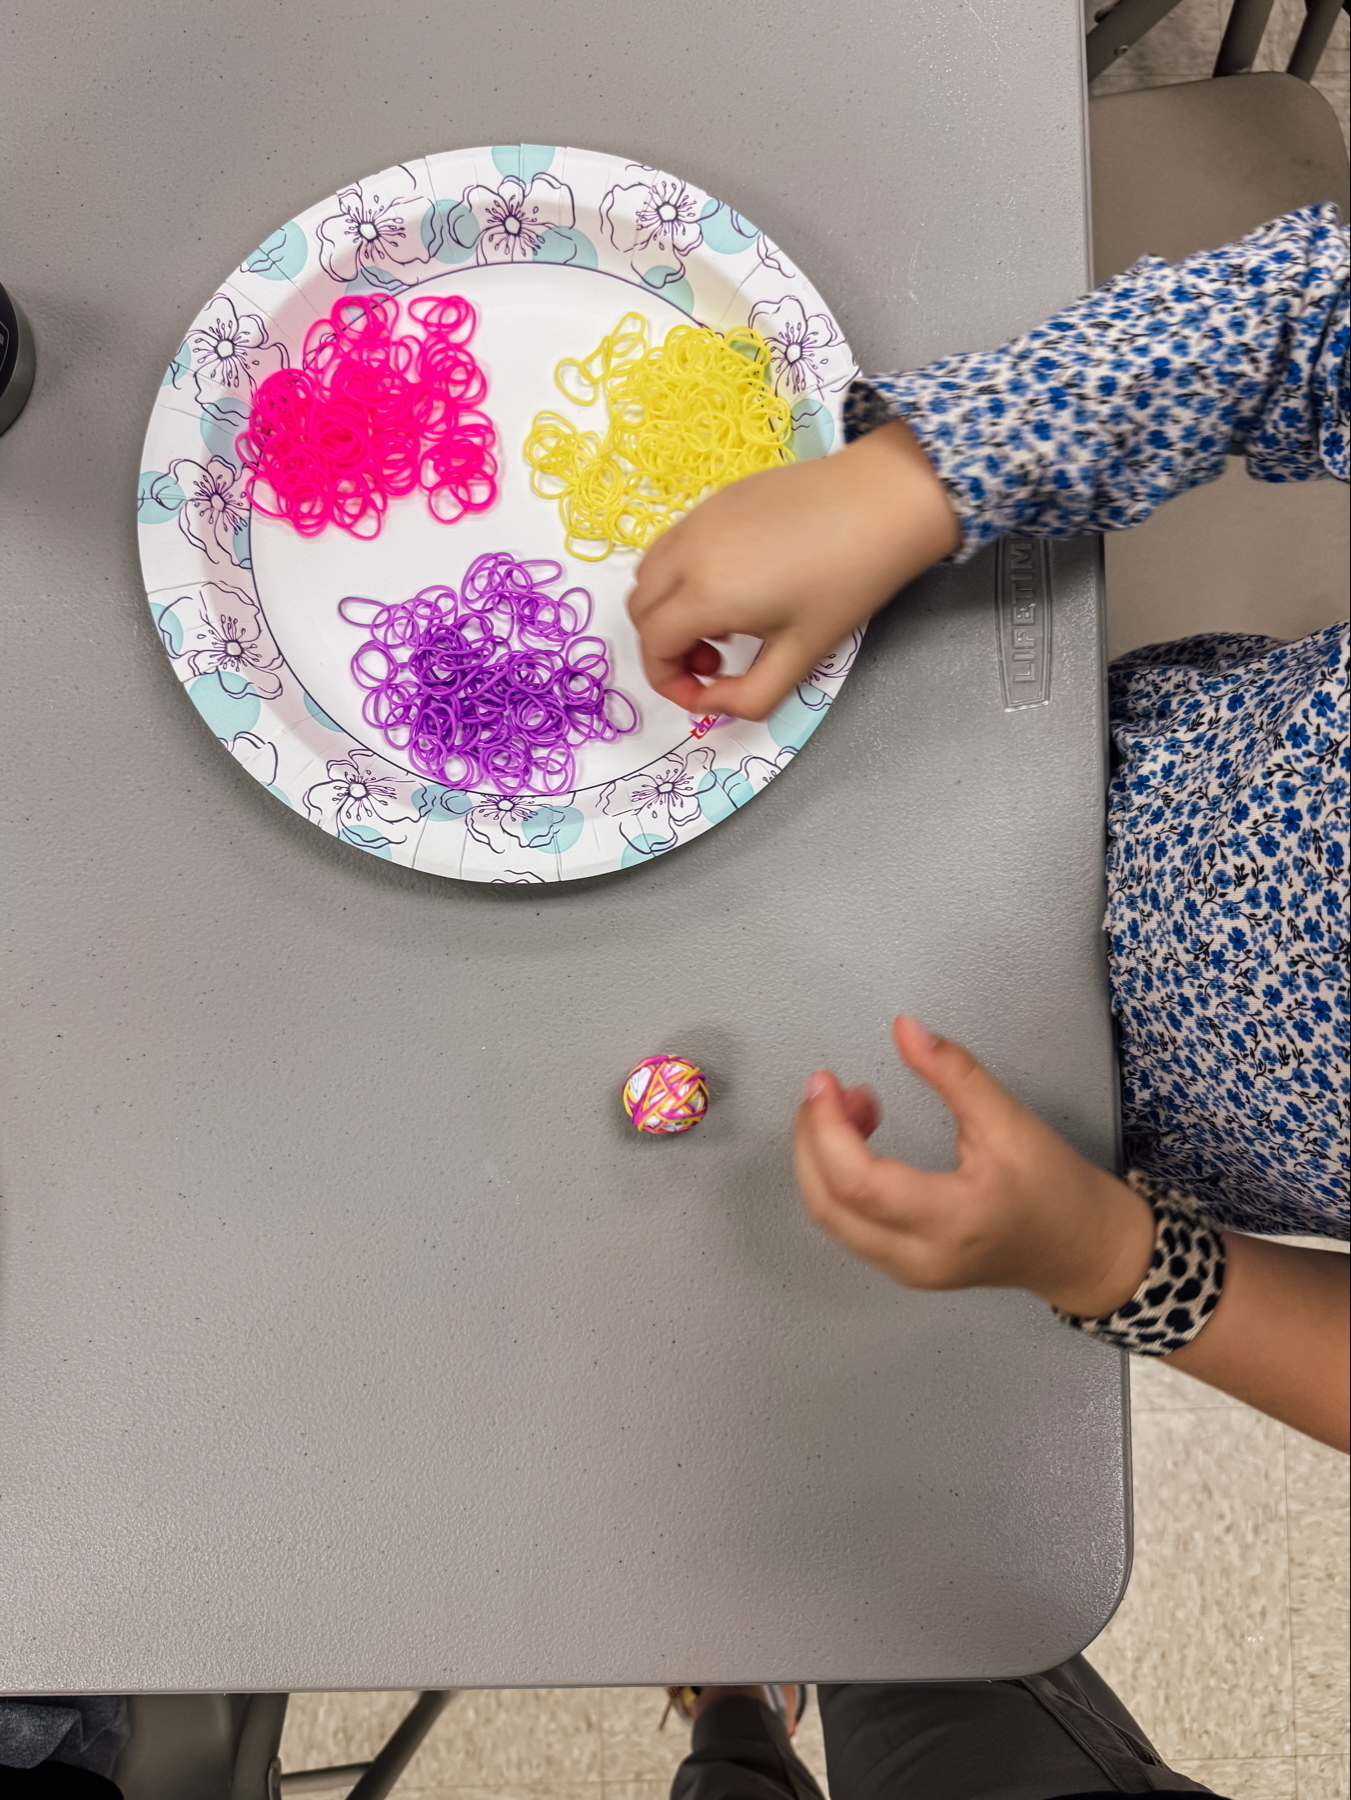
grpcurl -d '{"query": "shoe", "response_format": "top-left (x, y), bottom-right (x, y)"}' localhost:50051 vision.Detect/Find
top-left (659, 1684), bottom-right (808, 1737)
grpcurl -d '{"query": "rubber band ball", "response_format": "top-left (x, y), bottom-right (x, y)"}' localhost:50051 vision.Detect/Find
top-left (622, 1056), bottom-right (709, 1134)
top-left (236, 293), bottom-right (498, 540)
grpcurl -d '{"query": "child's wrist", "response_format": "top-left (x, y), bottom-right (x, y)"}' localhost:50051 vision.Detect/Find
top-left (1035, 1174), bottom-right (1156, 1319)
top-left (851, 419), bottom-right (962, 570)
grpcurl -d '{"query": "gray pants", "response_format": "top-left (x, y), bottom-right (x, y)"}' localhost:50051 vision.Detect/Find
top-left (671, 1659), bottom-right (1216, 1799)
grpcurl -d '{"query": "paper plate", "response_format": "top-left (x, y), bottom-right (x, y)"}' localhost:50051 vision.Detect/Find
top-left (138, 145), bottom-right (861, 882)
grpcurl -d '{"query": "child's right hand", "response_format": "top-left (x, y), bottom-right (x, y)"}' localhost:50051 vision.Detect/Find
top-left (626, 419), bottom-right (961, 721)
top-left (794, 1017), bottom-right (1156, 1318)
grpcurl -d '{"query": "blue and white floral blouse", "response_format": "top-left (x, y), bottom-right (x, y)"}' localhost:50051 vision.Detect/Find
top-left (848, 205), bottom-right (1349, 1240)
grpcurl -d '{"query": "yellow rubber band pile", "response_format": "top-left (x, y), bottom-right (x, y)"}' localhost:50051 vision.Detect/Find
top-left (523, 313), bottom-right (795, 560)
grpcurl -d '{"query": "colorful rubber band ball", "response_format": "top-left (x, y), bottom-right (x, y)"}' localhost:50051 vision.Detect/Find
top-left (623, 1055), bottom-right (709, 1135)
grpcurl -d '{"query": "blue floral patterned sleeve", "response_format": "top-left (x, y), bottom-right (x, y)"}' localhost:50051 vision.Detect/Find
top-left (846, 204), bottom-right (1349, 558)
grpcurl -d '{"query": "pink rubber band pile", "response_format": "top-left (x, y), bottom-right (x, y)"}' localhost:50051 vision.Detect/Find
top-left (339, 552), bottom-right (639, 795)
top-left (236, 294), bottom-right (498, 539)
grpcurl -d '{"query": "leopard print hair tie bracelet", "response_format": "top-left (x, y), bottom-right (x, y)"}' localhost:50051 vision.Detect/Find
top-left (1054, 1171), bottom-right (1227, 1357)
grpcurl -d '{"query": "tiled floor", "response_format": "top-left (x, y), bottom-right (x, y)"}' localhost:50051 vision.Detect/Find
top-left (278, 1353), bottom-right (1349, 1798)
top-left (1089, 1356), bottom-right (1350, 1799)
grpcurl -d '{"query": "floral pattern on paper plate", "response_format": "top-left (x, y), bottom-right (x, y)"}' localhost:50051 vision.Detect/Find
top-left (167, 456), bottom-right (252, 567)
top-left (304, 750), bottom-right (423, 850)
top-left (138, 145), bottom-right (862, 882)
top-left (226, 731), bottom-right (281, 790)
top-left (750, 297), bottom-right (852, 400)
top-left (601, 171), bottom-right (706, 284)
top-left (461, 173), bottom-right (577, 263)
top-left (463, 794), bottom-right (583, 855)
top-left (179, 293), bottom-right (287, 408)
top-left (157, 581), bottom-right (284, 701)
top-left (601, 746), bottom-right (718, 853)
top-left (316, 166), bottom-right (436, 288)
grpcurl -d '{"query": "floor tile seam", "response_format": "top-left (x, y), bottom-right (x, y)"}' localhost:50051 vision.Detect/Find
top-left (1276, 1422), bottom-right (1301, 1753)
top-left (1280, 1421), bottom-right (1324, 1762)
top-left (1158, 1732), bottom-right (1301, 1767)
top-left (1180, 1755), bottom-right (1301, 1768)
top-left (398, 1785), bottom-right (608, 1795)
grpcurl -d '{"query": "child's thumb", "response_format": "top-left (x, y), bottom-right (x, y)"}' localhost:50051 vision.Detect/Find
top-left (892, 1016), bottom-right (1019, 1133)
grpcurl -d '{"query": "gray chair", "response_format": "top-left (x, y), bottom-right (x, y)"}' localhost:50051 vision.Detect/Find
top-left (111, 1689), bottom-right (454, 1800)
top-left (1090, 70), bottom-right (1349, 279)
top-left (1086, 0), bottom-right (1349, 88)
top-left (1085, 4), bottom-right (1351, 656)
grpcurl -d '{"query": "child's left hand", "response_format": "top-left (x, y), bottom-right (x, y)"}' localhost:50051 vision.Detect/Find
top-left (794, 1017), bottom-right (1155, 1317)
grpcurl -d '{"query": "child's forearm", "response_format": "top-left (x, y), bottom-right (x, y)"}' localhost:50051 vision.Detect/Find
top-left (851, 204), bottom-right (1349, 560)
top-left (1165, 1233), bottom-right (1350, 1451)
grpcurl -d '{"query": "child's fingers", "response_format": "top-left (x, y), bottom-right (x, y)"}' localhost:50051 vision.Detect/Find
top-left (651, 640), bottom-right (733, 709)
top-left (632, 587), bottom-right (725, 665)
top-left (794, 1076), bottom-right (936, 1229)
top-left (839, 1082), bottom-right (880, 1139)
top-left (628, 530), bottom-right (683, 617)
top-left (687, 641), bottom-right (724, 678)
top-left (629, 591), bottom-right (720, 709)
top-left (892, 1016), bottom-right (1024, 1139)
top-left (793, 1125), bottom-right (911, 1267)
top-left (646, 663), bottom-right (721, 712)
top-left (680, 637), bottom-right (812, 723)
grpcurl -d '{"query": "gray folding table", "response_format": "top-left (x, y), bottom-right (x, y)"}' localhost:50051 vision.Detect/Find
top-left (0, 0), bottom-right (1128, 1690)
